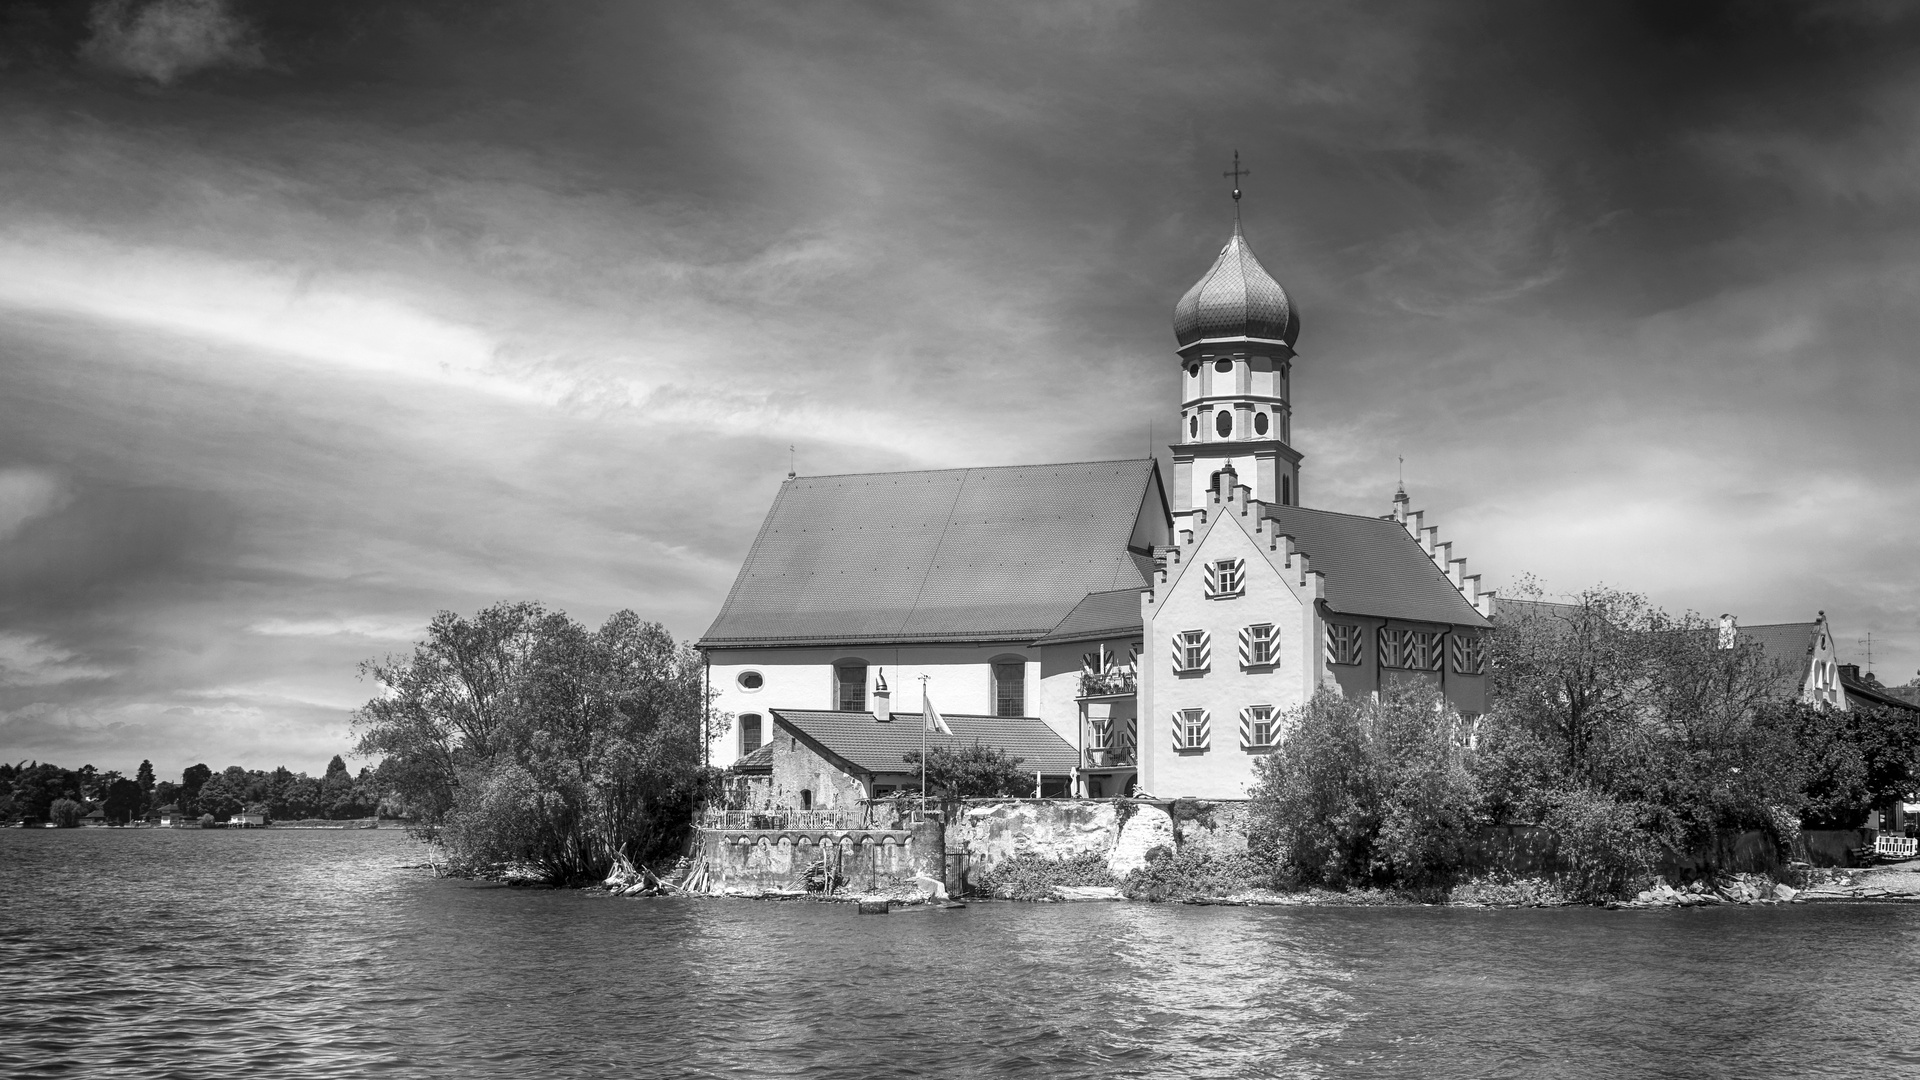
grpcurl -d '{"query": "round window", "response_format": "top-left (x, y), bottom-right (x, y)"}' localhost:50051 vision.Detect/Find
top-left (1188, 414), bottom-right (1199, 438)
top-left (1215, 359), bottom-right (1233, 374)
top-left (1215, 410), bottom-right (1232, 437)
top-left (1187, 363), bottom-right (1199, 377)
top-left (1254, 412), bottom-right (1270, 436)
top-left (737, 671), bottom-right (764, 691)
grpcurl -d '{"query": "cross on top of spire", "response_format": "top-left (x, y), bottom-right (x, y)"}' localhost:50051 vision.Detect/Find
top-left (1224, 150), bottom-right (1250, 204)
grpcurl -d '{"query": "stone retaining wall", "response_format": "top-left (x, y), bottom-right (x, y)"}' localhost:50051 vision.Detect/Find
top-left (700, 821), bottom-right (942, 895)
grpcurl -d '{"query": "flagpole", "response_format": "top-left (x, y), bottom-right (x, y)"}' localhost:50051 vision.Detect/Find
top-left (919, 674), bottom-right (930, 811)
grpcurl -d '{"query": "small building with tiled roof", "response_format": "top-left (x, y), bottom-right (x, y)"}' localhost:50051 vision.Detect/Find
top-left (698, 204), bottom-right (1503, 805)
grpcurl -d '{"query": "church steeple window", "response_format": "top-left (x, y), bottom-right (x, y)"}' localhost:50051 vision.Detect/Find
top-left (1215, 410), bottom-right (1232, 437)
top-left (1254, 412), bottom-right (1269, 436)
top-left (1188, 415), bottom-right (1198, 439)
top-left (1214, 359), bottom-right (1232, 373)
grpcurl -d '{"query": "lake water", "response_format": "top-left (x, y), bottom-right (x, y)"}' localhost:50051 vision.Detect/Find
top-left (4, 828), bottom-right (1917, 1079)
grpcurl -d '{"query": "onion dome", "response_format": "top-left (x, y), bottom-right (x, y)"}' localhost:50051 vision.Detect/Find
top-left (1172, 221), bottom-right (1298, 348)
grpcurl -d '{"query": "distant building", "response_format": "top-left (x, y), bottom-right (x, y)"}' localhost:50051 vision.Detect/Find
top-left (699, 199), bottom-right (1500, 803)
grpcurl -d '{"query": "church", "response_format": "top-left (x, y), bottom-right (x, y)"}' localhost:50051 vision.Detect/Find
top-left (697, 199), bottom-right (1496, 803)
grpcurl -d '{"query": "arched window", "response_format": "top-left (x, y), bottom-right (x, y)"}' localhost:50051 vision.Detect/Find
top-left (1215, 410), bottom-right (1232, 437)
top-left (799, 789), bottom-right (813, 810)
top-left (991, 657), bottom-right (1027, 717)
top-left (834, 661), bottom-right (867, 711)
top-left (1281, 475), bottom-right (1291, 505)
top-left (739, 713), bottom-right (763, 756)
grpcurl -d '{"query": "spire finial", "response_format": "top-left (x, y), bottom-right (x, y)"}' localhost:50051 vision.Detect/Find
top-left (1224, 149), bottom-right (1249, 216)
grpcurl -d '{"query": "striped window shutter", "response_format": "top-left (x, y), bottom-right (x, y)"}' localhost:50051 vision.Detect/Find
top-left (1172, 709), bottom-right (1211, 751)
top-left (1118, 717), bottom-right (1137, 752)
top-left (1238, 706), bottom-right (1259, 750)
top-left (1424, 632), bottom-right (1445, 671)
top-left (1238, 625), bottom-right (1253, 668)
top-left (1378, 627), bottom-right (1397, 668)
top-left (1203, 558), bottom-right (1245, 599)
top-left (1203, 560), bottom-right (1219, 597)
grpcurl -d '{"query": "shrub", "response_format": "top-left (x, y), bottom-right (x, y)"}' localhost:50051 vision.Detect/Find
top-left (48, 798), bottom-right (84, 828)
top-left (1542, 788), bottom-right (1658, 902)
top-left (970, 851), bottom-right (1116, 900)
top-left (902, 742), bottom-right (1031, 798)
top-left (1120, 847), bottom-right (1267, 901)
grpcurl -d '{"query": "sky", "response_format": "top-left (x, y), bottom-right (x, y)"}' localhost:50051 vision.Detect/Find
top-left (2, 0), bottom-right (1917, 778)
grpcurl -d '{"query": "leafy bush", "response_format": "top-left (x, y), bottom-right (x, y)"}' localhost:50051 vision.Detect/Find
top-left (902, 742), bottom-right (1031, 798)
top-left (1248, 685), bottom-right (1475, 891)
top-left (970, 851), bottom-right (1116, 900)
top-left (1121, 847), bottom-right (1267, 901)
top-left (1541, 788), bottom-right (1658, 902)
top-left (48, 798), bottom-right (84, 828)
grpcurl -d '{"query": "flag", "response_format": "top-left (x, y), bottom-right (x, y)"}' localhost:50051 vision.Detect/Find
top-left (925, 695), bottom-right (953, 735)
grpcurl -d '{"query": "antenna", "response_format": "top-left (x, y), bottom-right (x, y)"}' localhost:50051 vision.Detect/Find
top-left (1859, 632), bottom-right (1875, 674)
top-left (787, 444), bottom-right (796, 480)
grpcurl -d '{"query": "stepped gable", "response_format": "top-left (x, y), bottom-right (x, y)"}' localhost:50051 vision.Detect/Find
top-left (1261, 503), bottom-right (1491, 627)
top-left (1030, 588), bottom-right (1144, 646)
top-left (700, 459), bottom-right (1160, 647)
top-left (774, 709), bottom-right (1078, 776)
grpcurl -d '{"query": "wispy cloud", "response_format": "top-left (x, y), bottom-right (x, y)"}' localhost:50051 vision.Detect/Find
top-left (80, 0), bottom-right (265, 85)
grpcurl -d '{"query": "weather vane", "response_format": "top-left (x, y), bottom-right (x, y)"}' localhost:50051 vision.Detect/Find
top-left (1224, 150), bottom-right (1250, 204)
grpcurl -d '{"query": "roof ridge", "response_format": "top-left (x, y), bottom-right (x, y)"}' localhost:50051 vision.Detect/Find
top-left (789, 458), bottom-right (1152, 483)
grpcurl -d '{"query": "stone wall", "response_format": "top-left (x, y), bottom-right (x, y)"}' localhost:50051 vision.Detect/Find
top-left (700, 820), bottom-right (943, 896)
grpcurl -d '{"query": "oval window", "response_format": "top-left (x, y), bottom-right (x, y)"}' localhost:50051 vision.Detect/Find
top-left (1254, 412), bottom-right (1269, 436)
top-left (1188, 414), bottom-right (1199, 438)
top-left (1214, 359), bottom-right (1233, 374)
top-left (737, 671), bottom-right (763, 691)
top-left (1187, 363), bottom-right (1199, 377)
top-left (1215, 410), bottom-right (1232, 437)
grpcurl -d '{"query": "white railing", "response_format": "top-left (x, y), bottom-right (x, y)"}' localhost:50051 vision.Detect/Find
top-left (1874, 835), bottom-right (1917, 859)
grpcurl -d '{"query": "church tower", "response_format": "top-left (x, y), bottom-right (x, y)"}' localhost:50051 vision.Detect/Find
top-left (1168, 163), bottom-right (1301, 533)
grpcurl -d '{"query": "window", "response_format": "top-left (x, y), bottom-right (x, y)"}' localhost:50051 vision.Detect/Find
top-left (1450, 633), bottom-right (1487, 675)
top-left (1239, 705), bottom-right (1278, 751)
top-left (1171, 629), bottom-right (1211, 673)
top-left (1214, 359), bottom-right (1233, 374)
top-left (834, 662), bottom-right (867, 711)
top-left (993, 660), bottom-right (1026, 717)
top-left (1215, 410), bottom-right (1232, 437)
top-left (1254, 412), bottom-right (1269, 436)
top-left (1380, 628), bottom-right (1444, 671)
top-left (739, 713), bottom-right (763, 756)
top-left (1188, 362), bottom-right (1200, 377)
top-left (737, 670), bottom-right (763, 691)
top-left (1325, 623), bottom-right (1363, 665)
top-left (799, 789), bottom-right (813, 810)
top-left (1239, 623), bottom-right (1277, 668)
top-left (1188, 414), bottom-right (1199, 438)
top-left (1172, 708), bottom-right (1211, 752)
top-left (1204, 557), bottom-right (1245, 599)
top-left (1281, 475), bottom-right (1290, 505)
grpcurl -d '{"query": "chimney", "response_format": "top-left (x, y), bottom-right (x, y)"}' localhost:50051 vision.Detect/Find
top-left (1718, 614), bottom-right (1737, 650)
top-left (872, 671), bottom-right (891, 722)
top-left (1838, 662), bottom-right (1862, 683)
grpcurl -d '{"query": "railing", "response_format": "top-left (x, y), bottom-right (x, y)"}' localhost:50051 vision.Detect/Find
top-left (1078, 670), bottom-right (1138, 698)
top-left (699, 809), bottom-right (869, 832)
top-left (1083, 745), bottom-right (1136, 769)
top-left (1874, 835), bottom-right (1917, 860)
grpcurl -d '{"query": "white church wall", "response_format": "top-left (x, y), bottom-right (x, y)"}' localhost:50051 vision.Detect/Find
top-left (706, 644), bottom-right (1050, 765)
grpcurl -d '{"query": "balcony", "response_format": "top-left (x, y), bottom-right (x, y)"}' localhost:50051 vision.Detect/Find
top-left (1083, 745), bottom-right (1136, 769)
top-left (1077, 669), bottom-right (1138, 699)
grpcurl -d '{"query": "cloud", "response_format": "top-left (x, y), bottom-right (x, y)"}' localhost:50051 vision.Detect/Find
top-left (0, 466), bottom-right (68, 541)
top-left (80, 0), bottom-right (265, 85)
top-left (0, 633), bottom-right (114, 687)
top-left (247, 616), bottom-right (425, 642)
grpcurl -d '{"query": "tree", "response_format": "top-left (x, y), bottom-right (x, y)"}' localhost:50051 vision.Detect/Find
top-left (195, 767), bottom-right (248, 821)
top-left (135, 759), bottom-right (155, 793)
top-left (103, 778), bottom-right (144, 824)
top-left (10, 763), bottom-right (77, 823)
top-left (901, 742), bottom-right (1031, 798)
top-left (49, 798), bottom-right (84, 828)
top-left (354, 603), bottom-right (717, 883)
top-left (180, 764), bottom-right (211, 815)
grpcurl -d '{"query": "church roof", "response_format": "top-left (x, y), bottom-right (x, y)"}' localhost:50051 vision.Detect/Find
top-left (1261, 504), bottom-right (1490, 627)
top-left (1030, 588), bottom-right (1144, 646)
top-left (773, 709), bottom-right (1079, 777)
top-left (1173, 220), bottom-right (1299, 348)
top-left (700, 459), bottom-right (1161, 648)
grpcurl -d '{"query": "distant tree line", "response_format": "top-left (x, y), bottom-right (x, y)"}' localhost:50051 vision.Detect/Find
top-left (1, 754), bottom-right (390, 826)
top-left (354, 602), bottom-right (716, 884)
top-left (1248, 583), bottom-right (1920, 901)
